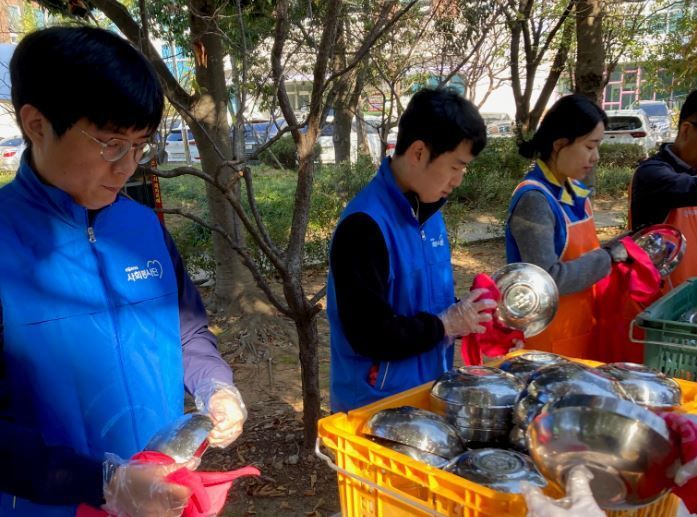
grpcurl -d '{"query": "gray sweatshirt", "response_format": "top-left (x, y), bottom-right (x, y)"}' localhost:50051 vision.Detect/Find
top-left (509, 190), bottom-right (612, 295)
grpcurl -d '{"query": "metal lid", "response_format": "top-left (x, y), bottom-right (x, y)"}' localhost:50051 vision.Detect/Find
top-left (633, 224), bottom-right (686, 277)
top-left (144, 412), bottom-right (213, 463)
top-left (445, 448), bottom-right (546, 493)
top-left (498, 351), bottom-right (569, 381)
top-left (526, 362), bottom-right (628, 403)
top-left (491, 263), bottom-right (559, 337)
top-left (431, 367), bottom-right (523, 409)
top-left (361, 406), bottom-right (465, 459)
top-left (597, 362), bottom-right (681, 409)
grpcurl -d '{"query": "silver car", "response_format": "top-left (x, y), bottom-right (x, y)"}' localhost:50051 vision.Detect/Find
top-left (604, 110), bottom-right (658, 155)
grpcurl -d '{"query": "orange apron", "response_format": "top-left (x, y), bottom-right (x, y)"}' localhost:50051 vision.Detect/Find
top-left (514, 181), bottom-right (600, 359)
top-left (628, 176), bottom-right (697, 293)
top-left (661, 206), bottom-right (697, 291)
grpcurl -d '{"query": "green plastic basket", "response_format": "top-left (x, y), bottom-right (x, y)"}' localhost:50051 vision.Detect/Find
top-left (631, 278), bottom-right (697, 380)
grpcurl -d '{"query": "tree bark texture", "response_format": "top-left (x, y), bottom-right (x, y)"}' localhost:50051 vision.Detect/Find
top-left (574, 0), bottom-right (605, 106)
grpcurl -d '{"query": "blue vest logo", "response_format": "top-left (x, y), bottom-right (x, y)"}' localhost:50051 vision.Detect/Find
top-left (126, 259), bottom-right (164, 282)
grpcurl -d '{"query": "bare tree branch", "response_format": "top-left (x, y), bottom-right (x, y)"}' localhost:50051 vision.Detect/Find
top-left (159, 208), bottom-right (292, 317)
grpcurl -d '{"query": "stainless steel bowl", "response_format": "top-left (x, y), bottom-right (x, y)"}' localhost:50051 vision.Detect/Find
top-left (597, 362), bottom-right (681, 410)
top-left (633, 224), bottom-right (686, 277)
top-left (431, 366), bottom-right (524, 408)
top-left (527, 394), bottom-right (677, 509)
top-left (498, 351), bottom-right (569, 382)
top-left (509, 425), bottom-right (528, 452)
top-left (361, 406), bottom-right (465, 459)
top-left (368, 437), bottom-right (449, 468)
top-left (144, 412), bottom-right (214, 463)
top-left (454, 426), bottom-right (510, 445)
top-left (679, 307), bottom-right (697, 324)
top-left (445, 448), bottom-right (546, 493)
top-left (431, 367), bottom-right (523, 431)
top-left (526, 362), bottom-right (628, 403)
top-left (431, 399), bottom-right (512, 426)
top-left (490, 263), bottom-right (559, 337)
top-left (512, 391), bottom-right (546, 428)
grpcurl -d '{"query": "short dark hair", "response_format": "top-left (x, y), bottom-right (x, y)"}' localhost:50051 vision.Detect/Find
top-left (519, 94), bottom-right (607, 161)
top-left (10, 26), bottom-right (164, 138)
top-left (395, 88), bottom-right (487, 160)
top-left (679, 90), bottom-right (697, 123)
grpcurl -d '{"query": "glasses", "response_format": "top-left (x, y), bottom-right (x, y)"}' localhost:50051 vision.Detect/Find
top-left (80, 128), bottom-right (156, 165)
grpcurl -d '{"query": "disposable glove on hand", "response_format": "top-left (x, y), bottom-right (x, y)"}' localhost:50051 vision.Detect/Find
top-left (195, 380), bottom-right (248, 448)
top-left (522, 465), bottom-right (605, 517)
top-left (102, 454), bottom-right (192, 517)
top-left (439, 288), bottom-right (496, 338)
top-left (604, 240), bottom-right (629, 263)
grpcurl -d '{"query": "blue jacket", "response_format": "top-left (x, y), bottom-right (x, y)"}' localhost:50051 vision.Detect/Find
top-left (327, 159), bottom-right (454, 413)
top-left (506, 161), bottom-right (592, 262)
top-left (0, 160), bottom-right (184, 515)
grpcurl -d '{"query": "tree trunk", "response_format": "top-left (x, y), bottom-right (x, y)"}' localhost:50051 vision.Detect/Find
top-left (332, 14), bottom-right (353, 164)
top-left (294, 311), bottom-right (321, 447)
top-left (188, 0), bottom-right (265, 313)
top-left (574, 0), bottom-right (605, 106)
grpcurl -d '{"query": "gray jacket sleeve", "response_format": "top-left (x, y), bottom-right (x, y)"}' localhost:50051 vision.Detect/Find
top-left (509, 190), bottom-right (611, 295)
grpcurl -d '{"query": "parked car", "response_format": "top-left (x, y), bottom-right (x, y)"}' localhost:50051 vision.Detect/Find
top-left (236, 119), bottom-right (287, 159)
top-left (166, 121), bottom-right (285, 163)
top-left (603, 110), bottom-right (658, 154)
top-left (318, 117), bottom-right (382, 164)
top-left (635, 100), bottom-right (674, 143)
top-left (0, 136), bottom-right (26, 171)
top-left (164, 128), bottom-right (199, 163)
top-left (481, 112), bottom-right (513, 137)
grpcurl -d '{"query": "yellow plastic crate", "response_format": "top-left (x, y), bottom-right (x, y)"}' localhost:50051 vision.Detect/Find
top-left (317, 354), bottom-right (690, 517)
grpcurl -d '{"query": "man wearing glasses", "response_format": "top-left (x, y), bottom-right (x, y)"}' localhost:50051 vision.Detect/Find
top-left (630, 90), bottom-right (697, 290)
top-left (0, 26), bottom-right (245, 516)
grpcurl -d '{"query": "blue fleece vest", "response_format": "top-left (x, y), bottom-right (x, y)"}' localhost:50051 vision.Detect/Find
top-left (0, 160), bottom-right (183, 515)
top-left (506, 164), bottom-right (592, 262)
top-left (327, 158), bottom-right (454, 413)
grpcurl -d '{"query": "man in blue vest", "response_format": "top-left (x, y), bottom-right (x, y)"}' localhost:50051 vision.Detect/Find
top-left (0, 27), bottom-right (246, 515)
top-left (327, 88), bottom-right (495, 413)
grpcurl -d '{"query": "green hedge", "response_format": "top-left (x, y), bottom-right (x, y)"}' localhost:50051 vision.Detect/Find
top-left (598, 143), bottom-right (647, 168)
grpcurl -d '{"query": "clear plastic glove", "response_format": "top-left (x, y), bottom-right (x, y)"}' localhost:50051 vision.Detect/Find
top-left (438, 288), bottom-right (497, 338)
top-left (102, 454), bottom-right (192, 517)
top-left (675, 458), bottom-right (697, 486)
top-left (195, 380), bottom-right (248, 448)
top-left (521, 465), bottom-right (606, 516)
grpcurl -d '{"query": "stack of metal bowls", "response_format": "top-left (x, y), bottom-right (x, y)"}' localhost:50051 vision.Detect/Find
top-left (444, 448), bottom-right (547, 493)
top-left (510, 362), bottom-right (628, 452)
top-left (431, 366), bottom-right (523, 446)
top-left (497, 351), bottom-right (569, 383)
top-left (361, 406), bottom-right (465, 467)
top-left (528, 393), bottom-right (677, 509)
top-left (597, 362), bottom-right (681, 411)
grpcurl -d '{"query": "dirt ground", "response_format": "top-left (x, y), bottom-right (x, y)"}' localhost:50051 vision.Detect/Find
top-left (200, 206), bottom-right (625, 517)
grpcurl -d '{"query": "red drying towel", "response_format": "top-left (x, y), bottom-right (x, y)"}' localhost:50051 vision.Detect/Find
top-left (460, 273), bottom-right (525, 365)
top-left (77, 451), bottom-right (260, 517)
top-left (660, 412), bottom-right (697, 512)
top-left (592, 236), bottom-right (662, 363)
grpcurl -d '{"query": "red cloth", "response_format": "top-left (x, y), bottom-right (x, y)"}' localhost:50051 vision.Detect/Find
top-left (661, 412), bottom-right (697, 512)
top-left (460, 274), bottom-right (525, 365)
top-left (77, 451), bottom-right (260, 517)
top-left (592, 236), bottom-right (662, 363)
